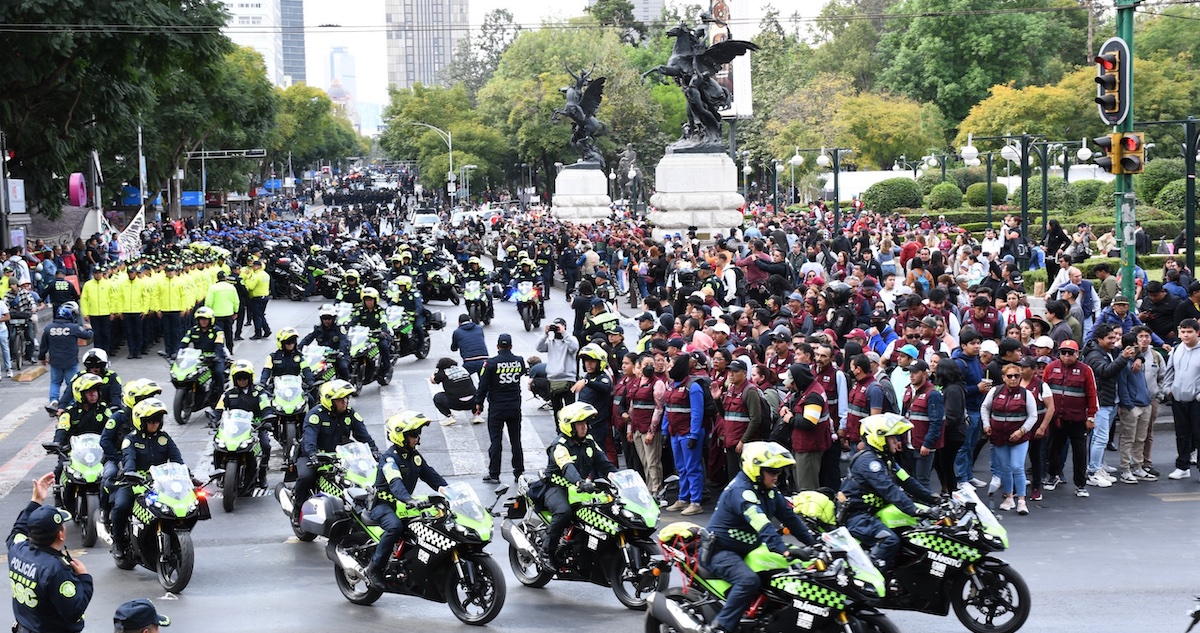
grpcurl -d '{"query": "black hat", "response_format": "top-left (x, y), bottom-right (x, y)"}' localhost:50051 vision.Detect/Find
top-left (667, 337), bottom-right (686, 349)
top-left (26, 505), bottom-right (70, 544)
top-left (635, 311), bottom-right (655, 322)
top-left (216, 271), bottom-right (227, 280)
top-left (870, 308), bottom-right (889, 323)
top-left (497, 333), bottom-right (512, 348)
top-left (698, 262), bottom-right (712, 270)
top-left (113, 598), bottom-right (171, 630)
top-left (903, 359), bottom-right (930, 372)
top-left (728, 359), bottom-right (748, 372)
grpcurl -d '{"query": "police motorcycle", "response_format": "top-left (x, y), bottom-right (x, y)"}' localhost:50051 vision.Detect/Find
top-left (275, 441), bottom-right (378, 542)
top-left (346, 324), bottom-right (390, 393)
top-left (42, 434), bottom-right (104, 547)
top-left (463, 273), bottom-right (493, 326)
top-left (314, 467), bottom-right (507, 623)
top-left (282, 254), bottom-right (310, 302)
top-left (647, 523), bottom-right (897, 633)
top-left (422, 255), bottom-right (462, 305)
top-left (335, 301), bottom-right (355, 328)
top-left (209, 409), bottom-right (267, 513)
top-left (314, 259), bottom-right (342, 300)
top-left (501, 469), bottom-right (668, 609)
top-left (303, 343), bottom-right (339, 394)
top-left (104, 462), bottom-right (218, 593)
top-left (271, 374), bottom-right (309, 478)
top-left (168, 348), bottom-right (221, 425)
top-left (513, 278), bottom-right (543, 332)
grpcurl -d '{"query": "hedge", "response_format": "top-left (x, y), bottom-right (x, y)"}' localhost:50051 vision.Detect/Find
top-left (965, 182), bottom-right (1008, 207)
top-left (1155, 178), bottom-right (1188, 215)
top-left (1008, 176), bottom-right (1079, 213)
top-left (916, 171), bottom-right (943, 196)
top-left (928, 182), bottom-right (964, 210)
top-left (862, 178), bottom-right (923, 214)
top-left (1135, 158), bottom-right (1185, 205)
top-left (1023, 269), bottom-right (1047, 295)
top-left (1069, 180), bottom-right (1105, 206)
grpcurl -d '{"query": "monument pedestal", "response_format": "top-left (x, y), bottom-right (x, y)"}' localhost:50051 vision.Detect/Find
top-left (551, 164), bottom-right (612, 223)
top-left (648, 152), bottom-right (744, 240)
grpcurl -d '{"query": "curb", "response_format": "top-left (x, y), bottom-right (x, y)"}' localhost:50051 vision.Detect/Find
top-left (12, 366), bottom-right (46, 382)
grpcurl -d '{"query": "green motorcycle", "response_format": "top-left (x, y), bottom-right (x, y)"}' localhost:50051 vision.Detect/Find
top-left (501, 469), bottom-right (668, 610)
top-left (271, 375), bottom-right (308, 478)
top-left (42, 433), bottom-right (105, 547)
top-left (275, 441), bottom-right (377, 542)
top-left (169, 348), bottom-right (218, 425)
top-left (211, 409), bottom-right (265, 513)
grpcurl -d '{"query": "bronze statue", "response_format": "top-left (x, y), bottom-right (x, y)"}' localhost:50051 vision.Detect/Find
top-left (552, 64), bottom-right (608, 166)
top-left (617, 143), bottom-right (641, 199)
top-left (642, 12), bottom-right (758, 152)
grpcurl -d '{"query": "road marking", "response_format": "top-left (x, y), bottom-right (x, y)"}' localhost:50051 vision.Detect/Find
top-left (1150, 492), bottom-right (1200, 502)
top-left (0, 399), bottom-right (49, 445)
top-left (421, 380), bottom-right (487, 476)
top-left (0, 423), bottom-right (56, 498)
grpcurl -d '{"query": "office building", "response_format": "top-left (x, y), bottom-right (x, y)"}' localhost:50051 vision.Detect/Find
top-left (330, 46), bottom-right (358, 104)
top-left (384, 0), bottom-right (468, 89)
top-left (280, 0), bottom-right (306, 84)
top-left (586, 0), bottom-right (664, 25)
top-left (222, 0), bottom-right (286, 86)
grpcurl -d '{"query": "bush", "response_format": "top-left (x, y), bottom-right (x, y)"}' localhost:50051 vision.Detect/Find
top-left (964, 182), bottom-right (1008, 206)
top-left (947, 167), bottom-right (989, 193)
top-left (1135, 158), bottom-right (1185, 204)
top-left (1069, 180), bottom-right (1106, 206)
top-left (1023, 268), bottom-right (1047, 296)
top-left (916, 170), bottom-right (943, 196)
top-left (1099, 179), bottom-right (1117, 201)
top-left (862, 178), bottom-right (923, 214)
top-left (1007, 177), bottom-right (1079, 213)
top-left (1155, 178), bottom-right (1189, 214)
top-left (928, 182), bottom-right (964, 210)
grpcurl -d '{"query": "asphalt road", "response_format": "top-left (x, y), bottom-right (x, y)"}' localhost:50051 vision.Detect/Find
top-left (0, 285), bottom-right (1196, 633)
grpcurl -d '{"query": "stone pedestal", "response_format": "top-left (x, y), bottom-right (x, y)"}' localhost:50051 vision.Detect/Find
top-left (648, 152), bottom-right (744, 240)
top-left (551, 164), bottom-right (612, 223)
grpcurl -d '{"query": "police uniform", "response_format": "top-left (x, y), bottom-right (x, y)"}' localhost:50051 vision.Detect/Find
top-left (575, 370), bottom-right (613, 450)
top-left (474, 343), bottom-right (526, 481)
top-left (539, 432), bottom-right (616, 561)
top-left (99, 407), bottom-right (135, 513)
top-left (111, 428), bottom-right (184, 549)
top-left (299, 324), bottom-right (349, 379)
top-left (349, 303), bottom-right (393, 371)
top-left (47, 277), bottom-right (79, 312)
top-left (260, 348), bottom-right (314, 387)
top-left (7, 504), bottom-right (93, 633)
top-left (336, 283), bottom-right (362, 306)
top-left (292, 405), bottom-right (377, 511)
top-left (58, 370), bottom-right (123, 411)
top-left (367, 444), bottom-right (448, 574)
top-left (52, 402), bottom-right (110, 485)
top-left (215, 384), bottom-right (274, 482)
top-left (705, 471), bottom-right (814, 633)
top-left (838, 450), bottom-right (937, 569)
top-left (179, 323), bottom-right (227, 399)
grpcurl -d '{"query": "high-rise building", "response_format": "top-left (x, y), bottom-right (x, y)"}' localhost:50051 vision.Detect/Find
top-left (330, 46), bottom-right (358, 104)
top-left (384, 0), bottom-right (468, 89)
top-left (280, 0), bottom-right (306, 84)
top-left (222, 0), bottom-right (285, 86)
top-left (585, 0), bottom-right (664, 25)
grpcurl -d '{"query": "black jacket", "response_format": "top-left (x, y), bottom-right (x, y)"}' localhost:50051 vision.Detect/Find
top-left (1082, 339), bottom-right (1129, 407)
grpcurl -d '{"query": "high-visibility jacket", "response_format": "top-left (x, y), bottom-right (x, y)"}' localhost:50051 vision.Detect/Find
top-left (205, 280), bottom-right (239, 317)
top-left (80, 278), bottom-right (109, 316)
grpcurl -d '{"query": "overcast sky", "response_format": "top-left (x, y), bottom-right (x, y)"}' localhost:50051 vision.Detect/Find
top-left (304, 0), bottom-right (826, 106)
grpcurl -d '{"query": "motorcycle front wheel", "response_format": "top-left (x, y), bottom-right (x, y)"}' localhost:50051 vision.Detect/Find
top-left (333, 535), bottom-right (383, 605)
top-left (222, 460), bottom-right (239, 513)
top-left (81, 502), bottom-right (100, 548)
top-left (853, 612), bottom-right (901, 633)
top-left (644, 587), bottom-right (709, 633)
top-left (157, 530), bottom-right (195, 593)
top-left (519, 305), bottom-right (532, 332)
top-left (469, 303), bottom-right (481, 325)
top-left (444, 553), bottom-right (506, 626)
top-left (950, 563), bottom-right (1031, 633)
top-left (450, 287), bottom-right (461, 305)
top-left (173, 388), bottom-right (193, 425)
top-left (606, 540), bottom-right (667, 610)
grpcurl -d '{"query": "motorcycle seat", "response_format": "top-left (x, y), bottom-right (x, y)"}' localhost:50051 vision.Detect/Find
top-left (347, 487), bottom-right (370, 504)
top-left (695, 565), bottom-right (720, 580)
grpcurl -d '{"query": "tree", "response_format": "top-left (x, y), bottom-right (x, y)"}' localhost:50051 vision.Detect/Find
top-left (265, 84), bottom-right (366, 187)
top-left (876, 0), bottom-right (1088, 124)
top-left (443, 9), bottom-right (522, 102)
top-left (953, 83), bottom-right (1087, 145)
top-left (585, 0), bottom-right (647, 44)
top-left (1135, 6), bottom-right (1200, 63)
top-left (832, 95), bottom-right (947, 169)
top-left (379, 83), bottom-right (474, 167)
top-left (807, 0), bottom-right (891, 92)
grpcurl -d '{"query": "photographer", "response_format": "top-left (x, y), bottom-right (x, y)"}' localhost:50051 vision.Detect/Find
top-left (537, 317), bottom-right (579, 414)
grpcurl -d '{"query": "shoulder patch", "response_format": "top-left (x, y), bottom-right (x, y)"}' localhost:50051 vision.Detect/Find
top-left (59, 581), bottom-right (76, 598)
top-left (586, 446), bottom-right (593, 457)
top-left (869, 460), bottom-right (883, 473)
top-left (122, 438), bottom-right (131, 449)
top-left (105, 420), bottom-right (116, 429)
top-left (741, 489), bottom-right (760, 505)
top-left (414, 455), bottom-right (422, 466)
top-left (307, 414), bottom-right (320, 425)
top-left (158, 435), bottom-right (168, 446)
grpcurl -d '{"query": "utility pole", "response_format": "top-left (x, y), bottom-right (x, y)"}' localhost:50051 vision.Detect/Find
top-left (1115, 1), bottom-right (1140, 299)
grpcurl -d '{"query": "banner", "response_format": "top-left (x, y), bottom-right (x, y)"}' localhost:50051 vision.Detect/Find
top-left (711, 0), bottom-right (753, 118)
top-left (117, 206), bottom-right (145, 260)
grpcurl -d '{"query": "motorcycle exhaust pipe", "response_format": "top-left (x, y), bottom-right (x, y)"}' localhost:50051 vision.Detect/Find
top-left (275, 483), bottom-right (294, 515)
top-left (500, 519), bottom-right (537, 557)
top-left (329, 544), bottom-right (366, 577)
top-left (648, 591), bottom-right (705, 633)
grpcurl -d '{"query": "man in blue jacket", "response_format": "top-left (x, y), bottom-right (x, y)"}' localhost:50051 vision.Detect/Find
top-left (39, 304), bottom-right (94, 410)
top-left (952, 328), bottom-right (990, 488)
top-left (450, 314), bottom-right (489, 374)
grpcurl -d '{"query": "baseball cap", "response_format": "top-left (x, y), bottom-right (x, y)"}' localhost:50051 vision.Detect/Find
top-left (1018, 357), bottom-right (1039, 368)
top-left (848, 328), bottom-right (867, 340)
top-left (113, 598), bottom-right (170, 630)
top-left (1060, 339), bottom-right (1080, 351)
top-left (690, 350), bottom-right (709, 368)
top-left (698, 262), bottom-right (712, 270)
top-left (903, 359), bottom-right (930, 372)
top-left (865, 351), bottom-right (882, 365)
top-left (711, 321), bottom-right (730, 334)
top-left (497, 333), bottom-right (513, 348)
top-left (899, 344), bottom-right (920, 359)
top-left (870, 308), bottom-right (889, 322)
top-left (981, 340), bottom-right (1000, 355)
top-left (27, 505), bottom-right (71, 544)
top-left (635, 311), bottom-right (655, 322)
top-left (590, 297), bottom-right (605, 308)
top-left (1036, 355), bottom-right (1053, 365)
top-left (1112, 294), bottom-right (1130, 305)
top-left (728, 359), bottom-right (748, 372)
top-left (920, 316), bottom-right (939, 329)
top-left (667, 337), bottom-right (686, 349)
top-left (1059, 283), bottom-right (1080, 297)
top-left (787, 292), bottom-right (805, 302)
top-left (1033, 335), bottom-right (1054, 349)
top-left (216, 271), bottom-right (226, 280)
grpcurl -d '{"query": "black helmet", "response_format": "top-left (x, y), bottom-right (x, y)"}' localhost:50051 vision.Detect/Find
top-left (826, 282), bottom-right (852, 306)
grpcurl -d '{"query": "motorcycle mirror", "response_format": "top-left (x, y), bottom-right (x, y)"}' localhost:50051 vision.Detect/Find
top-left (493, 484), bottom-right (510, 496)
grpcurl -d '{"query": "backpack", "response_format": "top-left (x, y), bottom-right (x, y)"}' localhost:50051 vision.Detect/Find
top-left (767, 390), bottom-right (793, 449)
top-left (730, 266), bottom-right (749, 298)
top-left (1013, 237), bottom-right (1031, 260)
top-left (757, 386), bottom-right (783, 441)
top-left (687, 376), bottom-right (719, 427)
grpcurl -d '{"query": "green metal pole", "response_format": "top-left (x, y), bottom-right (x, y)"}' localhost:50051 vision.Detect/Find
top-left (986, 153), bottom-right (993, 229)
top-left (1040, 145), bottom-right (1049, 240)
top-left (1118, 7), bottom-right (1136, 299)
top-left (941, 157), bottom-right (947, 183)
top-left (1020, 135), bottom-right (1030, 240)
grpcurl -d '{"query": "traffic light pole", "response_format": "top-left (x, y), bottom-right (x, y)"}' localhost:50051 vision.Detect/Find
top-left (1116, 2), bottom-right (1138, 299)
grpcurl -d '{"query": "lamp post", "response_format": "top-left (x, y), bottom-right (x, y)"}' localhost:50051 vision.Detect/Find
top-left (608, 169), bottom-right (616, 201)
top-left (977, 133), bottom-right (1044, 242)
top-left (409, 121), bottom-right (452, 196)
top-left (801, 147), bottom-right (852, 231)
top-left (789, 148), bottom-right (804, 205)
top-left (772, 160), bottom-right (783, 211)
top-left (462, 164), bottom-right (476, 206)
top-left (628, 167), bottom-right (640, 215)
top-left (741, 151), bottom-right (751, 203)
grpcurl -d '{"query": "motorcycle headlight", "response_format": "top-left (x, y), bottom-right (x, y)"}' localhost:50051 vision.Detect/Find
top-left (238, 439), bottom-right (254, 450)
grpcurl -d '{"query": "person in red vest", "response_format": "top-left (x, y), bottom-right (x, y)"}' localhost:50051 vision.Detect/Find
top-left (902, 360), bottom-right (945, 489)
top-left (1041, 339), bottom-right (1098, 498)
top-left (981, 363), bottom-right (1038, 514)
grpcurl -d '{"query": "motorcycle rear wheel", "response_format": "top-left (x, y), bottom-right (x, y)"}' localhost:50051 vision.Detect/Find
top-left (507, 540), bottom-right (552, 588)
top-left (334, 535), bottom-right (383, 605)
top-left (415, 333), bottom-right (430, 360)
top-left (644, 587), bottom-right (708, 633)
top-left (950, 563), bottom-right (1031, 633)
top-left (520, 306), bottom-right (532, 332)
top-left (607, 540), bottom-right (667, 610)
top-left (450, 287), bottom-right (461, 305)
top-left (469, 303), bottom-right (481, 325)
top-left (855, 612), bottom-right (901, 633)
top-left (157, 530), bottom-right (195, 593)
top-left (173, 389), bottom-right (193, 425)
top-left (445, 553), bottom-right (506, 625)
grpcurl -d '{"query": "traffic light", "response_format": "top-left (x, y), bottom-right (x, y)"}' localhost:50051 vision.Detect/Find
top-left (1118, 132), bottom-right (1145, 174)
top-left (1094, 37), bottom-right (1131, 126)
top-left (1093, 133), bottom-right (1122, 175)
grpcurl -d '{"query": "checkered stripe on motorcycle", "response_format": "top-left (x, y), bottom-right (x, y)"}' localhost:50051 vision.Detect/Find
top-left (728, 529), bottom-right (758, 545)
top-left (318, 477), bottom-right (341, 496)
top-left (769, 577), bottom-right (846, 609)
top-left (577, 507), bottom-right (618, 534)
top-left (909, 533), bottom-right (981, 562)
top-left (410, 522), bottom-right (454, 552)
top-left (133, 503), bottom-right (154, 524)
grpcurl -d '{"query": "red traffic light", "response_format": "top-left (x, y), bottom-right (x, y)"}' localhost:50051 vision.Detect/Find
top-left (1095, 53), bottom-right (1118, 71)
top-left (1120, 135), bottom-right (1141, 152)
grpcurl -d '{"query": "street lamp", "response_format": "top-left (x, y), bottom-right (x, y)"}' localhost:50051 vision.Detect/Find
top-left (805, 146), bottom-right (852, 229)
top-left (608, 169), bottom-right (616, 201)
top-left (408, 122), bottom-right (452, 197)
top-left (788, 148), bottom-right (804, 205)
top-left (462, 164), bottom-right (476, 205)
top-left (741, 151), bottom-right (751, 203)
top-left (772, 160), bottom-right (783, 211)
top-left (627, 167), bottom-right (640, 213)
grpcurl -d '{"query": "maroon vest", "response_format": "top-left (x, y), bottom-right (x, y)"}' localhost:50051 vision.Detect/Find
top-left (904, 380), bottom-right (943, 449)
top-left (968, 307), bottom-right (1001, 340)
top-left (664, 381), bottom-right (693, 436)
top-left (988, 385), bottom-right (1030, 446)
top-left (625, 378), bottom-right (657, 434)
top-left (1044, 360), bottom-right (1093, 424)
top-left (789, 381), bottom-right (831, 453)
top-left (813, 363), bottom-right (841, 420)
top-left (719, 379), bottom-right (756, 445)
top-left (844, 375), bottom-right (877, 441)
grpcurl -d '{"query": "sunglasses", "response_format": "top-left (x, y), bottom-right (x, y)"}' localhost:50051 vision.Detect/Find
top-left (1003, 374), bottom-right (1021, 379)
top-left (404, 430), bottom-right (423, 438)
top-left (1060, 350), bottom-right (1077, 356)
top-left (762, 467), bottom-right (783, 476)
top-left (906, 334), bottom-right (921, 340)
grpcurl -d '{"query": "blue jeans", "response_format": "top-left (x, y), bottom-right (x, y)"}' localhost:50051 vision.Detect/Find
top-left (49, 364), bottom-right (78, 403)
top-left (1088, 405), bottom-right (1117, 474)
top-left (709, 549), bottom-right (760, 631)
top-left (0, 327), bottom-right (9, 372)
top-left (955, 411), bottom-right (983, 484)
top-left (993, 441), bottom-right (1030, 496)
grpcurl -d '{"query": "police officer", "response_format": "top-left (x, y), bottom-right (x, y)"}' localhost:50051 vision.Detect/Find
top-left (178, 306), bottom-right (227, 405)
top-left (204, 272), bottom-right (239, 352)
top-left (704, 442), bottom-right (815, 633)
top-left (51, 374), bottom-right (110, 500)
top-left (215, 360), bottom-right (274, 487)
top-left (388, 276), bottom-right (424, 352)
top-left (57, 349), bottom-right (123, 412)
top-left (7, 472), bottom-right (92, 633)
top-left (348, 287), bottom-right (393, 385)
top-left (462, 257), bottom-right (493, 320)
top-left (299, 304), bottom-right (349, 380)
top-left (364, 411), bottom-right (447, 586)
top-left (111, 398), bottom-right (184, 565)
top-left (47, 268), bottom-right (79, 313)
top-left (38, 304), bottom-right (94, 410)
top-left (839, 414), bottom-right (939, 571)
top-left (100, 380), bottom-right (162, 519)
top-left (291, 380), bottom-right (377, 526)
top-left (259, 328), bottom-right (314, 388)
top-left (337, 269), bottom-right (363, 305)
top-left (474, 333), bottom-right (526, 484)
top-left (536, 402), bottom-right (616, 567)
top-left (572, 344), bottom-right (614, 449)
top-left (112, 598), bottom-right (170, 633)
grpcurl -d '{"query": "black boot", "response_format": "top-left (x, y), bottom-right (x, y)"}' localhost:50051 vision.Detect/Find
top-left (365, 560), bottom-right (388, 587)
top-left (257, 465), bottom-right (269, 488)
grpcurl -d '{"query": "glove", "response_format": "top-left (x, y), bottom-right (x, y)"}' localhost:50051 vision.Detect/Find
top-left (784, 545), bottom-right (815, 560)
top-left (306, 456), bottom-right (319, 469)
top-left (578, 480), bottom-right (596, 493)
top-left (686, 438), bottom-right (697, 450)
top-left (917, 507), bottom-right (940, 520)
top-left (408, 498), bottom-right (433, 510)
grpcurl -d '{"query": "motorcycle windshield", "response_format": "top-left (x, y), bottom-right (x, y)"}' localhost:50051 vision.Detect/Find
top-left (464, 280), bottom-right (481, 297)
top-left (149, 463), bottom-right (196, 515)
top-left (347, 326), bottom-right (370, 353)
top-left (69, 433), bottom-right (104, 473)
top-left (336, 442), bottom-right (377, 487)
top-left (953, 486), bottom-right (1008, 547)
top-left (610, 469), bottom-right (659, 528)
top-left (822, 526), bottom-right (886, 598)
top-left (443, 482), bottom-right (491, 541)
top-left (173, 348), bottom-right (202, 376)
top-left (517, 281), bottom-right (534, 299)
top-left (302, 344), bottom-right (330, 370)
top-left (386, 306), bottom-right (406, 328)
top-left (273, 376), bottom-right (304, 407)
top-left (218, 410), bottom-right (255, 445)
top-left (335, 302), bottom-right (354, 325)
